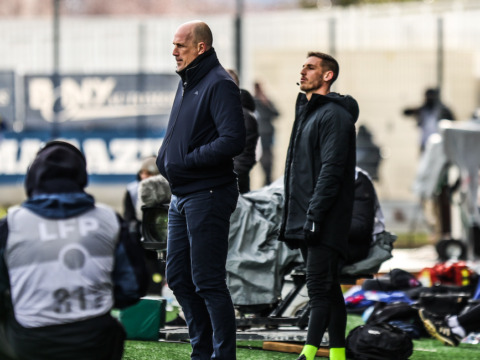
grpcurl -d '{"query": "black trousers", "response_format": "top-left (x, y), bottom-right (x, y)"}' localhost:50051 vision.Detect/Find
top-left (458, 303), bottom-right (480, 334)
top-left (301, 243), bottom-right (346, 348)
top-left (0, 318), bottom-right (16, 360)
top-left (166, 182), bottom-right (238, 360)
top-left (237, 172), bottom-right (251, 194)
top-left (1, 313), bottom-right (125, 360)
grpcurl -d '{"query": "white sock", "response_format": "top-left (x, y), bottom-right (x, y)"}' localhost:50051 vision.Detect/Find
top-left (447, 316), bottom-right (466, 338)
top-left (447, 316), bottom-right (459, 328)
top-left (451, 326), bottom-right (466, 338)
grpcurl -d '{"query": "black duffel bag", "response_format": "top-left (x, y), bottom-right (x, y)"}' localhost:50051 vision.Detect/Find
top-left (346, 322), bottom-right (413, 360)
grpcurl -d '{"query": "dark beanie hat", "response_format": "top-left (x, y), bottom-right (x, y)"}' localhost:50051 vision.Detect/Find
top-left (25, 140), bottom-right (88, 197)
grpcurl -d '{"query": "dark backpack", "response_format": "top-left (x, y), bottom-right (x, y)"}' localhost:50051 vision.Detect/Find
top-left (362, 268), bottom-right (421, 292)
top-left (346, 322), bottom-right (413, 360)
top-left (367, 302), bottom-right (419, 325)
top-left (366, 301), bottom-right (426, 339)
top-left (418, 292), bottom-right (471, 317)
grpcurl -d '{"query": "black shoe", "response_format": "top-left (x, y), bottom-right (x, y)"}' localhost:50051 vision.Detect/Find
top-left (296, 355), bottom-right (307, 360)
top-left (165, 316), bottom-right (186, 326)
top-left (419, 308), bottom-right (461, 346)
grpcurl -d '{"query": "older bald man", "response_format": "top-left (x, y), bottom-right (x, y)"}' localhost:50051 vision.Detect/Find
top-left (156, 21), bottom-right (245, 360)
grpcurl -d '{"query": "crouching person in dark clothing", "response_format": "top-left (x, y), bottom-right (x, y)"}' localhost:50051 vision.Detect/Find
top-left (0, 140), bottom-right (148, 360)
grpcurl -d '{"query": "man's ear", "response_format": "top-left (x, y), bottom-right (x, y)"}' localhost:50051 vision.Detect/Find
top-left (324, 71), bottom-right (334, 82)
top-left (197, 42), bottom-right (206, 55)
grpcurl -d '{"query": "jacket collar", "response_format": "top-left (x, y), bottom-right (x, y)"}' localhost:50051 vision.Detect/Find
top-left (295, 91), bottom-right (359, 123)
top-left (177, 48), bottom-right (218, 90)
top-left (295, 91), bottom-right (339, 114)
top-left (296, 92), bottom-right (323, 115)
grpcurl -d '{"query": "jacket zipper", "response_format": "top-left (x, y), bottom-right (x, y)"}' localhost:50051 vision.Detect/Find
top-left (162, 81), bottom-right (186, 149)
top-left (283, 101), bottom-right (307, 231)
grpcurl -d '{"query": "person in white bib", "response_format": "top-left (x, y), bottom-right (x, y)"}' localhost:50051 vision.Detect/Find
top-left (0, 140), bottom-right (148, 360)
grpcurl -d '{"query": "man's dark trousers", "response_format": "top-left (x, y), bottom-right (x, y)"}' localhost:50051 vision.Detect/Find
top-left (300, 243), bottom-right (346, 349)
top-left (166, 181), bottom-right (238, 360)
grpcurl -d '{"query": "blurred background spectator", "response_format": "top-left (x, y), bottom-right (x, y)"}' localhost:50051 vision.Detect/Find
top-left (403, 88), bottom-right (455, 153)
top-left (254, 81), bottom-right (279, 186)
top-left (227, 69), bottom-right (259, 194)
top-left (356, 125), bottom-right (382, 182)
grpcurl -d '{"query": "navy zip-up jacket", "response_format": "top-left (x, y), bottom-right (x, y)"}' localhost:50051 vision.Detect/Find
top-left (156, 48), bottom-right (246, 196)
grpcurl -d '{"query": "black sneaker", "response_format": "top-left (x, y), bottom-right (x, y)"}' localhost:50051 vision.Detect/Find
top-left (165, 316), bottom-right (186, 327)
top-left (295, 355), bottom-right (307, 360)
top-left (419, 308), bottom-right (461, 346)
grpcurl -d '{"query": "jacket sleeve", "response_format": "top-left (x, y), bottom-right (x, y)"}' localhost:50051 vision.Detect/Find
top-left (112, 215), bottom-right (149, 309)
top-left (0, 217), bottom-right (10, 321)
top-left (186, 79), bottom-right (246, 168)
top-left (306, 108), bottom-right (355, 227)
top-left (234, 109), bottom-right (259, 174)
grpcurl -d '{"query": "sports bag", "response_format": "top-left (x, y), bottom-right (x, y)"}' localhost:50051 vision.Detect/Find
top-left (418, 292), bottom-right (470, 317)
top-left (366, 301), bottom-right (426, 339)
top-left (366, 301), bottom-right (419, 325)
top-left (346, 322), bottom-right (413, 360)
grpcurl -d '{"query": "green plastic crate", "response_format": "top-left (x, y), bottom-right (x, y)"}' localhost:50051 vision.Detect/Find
top-left (118, 297), bottom-right (166, 341)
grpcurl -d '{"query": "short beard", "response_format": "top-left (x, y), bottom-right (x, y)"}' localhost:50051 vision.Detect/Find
top-left (300, 79), bottom-right (323, 94)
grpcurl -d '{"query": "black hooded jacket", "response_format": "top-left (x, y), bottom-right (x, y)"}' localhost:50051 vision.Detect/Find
top-left (279, 92), bottom-right (359, 257)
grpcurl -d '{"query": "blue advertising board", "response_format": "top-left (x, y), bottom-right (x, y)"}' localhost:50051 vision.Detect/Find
top-left (23, 73), bottom-right (178, 131)
top-left (0, 130), bottom-right (165, 184)
top-left (0, 73), bottom-right (179, 184)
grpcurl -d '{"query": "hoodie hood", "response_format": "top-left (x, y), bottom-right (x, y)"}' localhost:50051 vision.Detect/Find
top-left (22, 192), bottom-right (95, 219)
top-left (25, 140), bottom-right (88, 197)
top-left (324, 92), bottom-right (359, 122)
top-left (23, 140), bottom-right (95, 218)
top-left (298, 92), bottom-right (359, 123)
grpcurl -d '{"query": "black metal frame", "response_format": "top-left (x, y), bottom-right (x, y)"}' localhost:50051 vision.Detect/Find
top-left (236, 267), bottom-right (310, 330)
top-left (235, 267), bottom-right (373, 330)
top-left (140, 204), bottom-right (373, 330)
